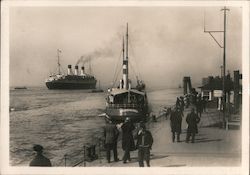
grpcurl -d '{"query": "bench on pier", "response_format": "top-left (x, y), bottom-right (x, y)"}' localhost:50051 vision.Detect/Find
top-left (226, 114), bottom-right (241, 130)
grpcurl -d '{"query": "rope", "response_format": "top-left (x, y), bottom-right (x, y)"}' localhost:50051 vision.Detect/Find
top-left (112, 65), bottom-right (123, 87)
top-left (128, 35), bottom-right (142, 80)
top-left (112, 49), bottom-right (123, 86)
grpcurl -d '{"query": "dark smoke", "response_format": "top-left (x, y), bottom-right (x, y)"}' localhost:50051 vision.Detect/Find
top-left (75, 25), bottom-right (125, 66)
top-left (76, 48), bottom-right (114, 66)
top-left (75, 36), bottom-right (123, 66)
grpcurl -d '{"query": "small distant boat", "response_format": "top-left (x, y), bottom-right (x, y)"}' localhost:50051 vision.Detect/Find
top-left (14, 86), bottom-right (27, 90)
top-left (91, 89), bottom-right (104, 93)
top-left (91, 81), bottom-right (104, 93)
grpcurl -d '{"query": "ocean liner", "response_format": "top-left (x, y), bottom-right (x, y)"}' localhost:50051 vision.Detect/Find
top-left (45, 50), bottom-right (97, 90)
top-left (105, 24), bottom-right (149, 123)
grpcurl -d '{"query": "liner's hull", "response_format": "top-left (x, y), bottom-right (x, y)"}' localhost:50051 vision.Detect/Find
top-left (46, 81), bottom-right (96, 89)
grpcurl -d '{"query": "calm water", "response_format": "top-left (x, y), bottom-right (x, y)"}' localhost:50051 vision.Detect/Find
top-left (10, 87), bottom-right (182, 166)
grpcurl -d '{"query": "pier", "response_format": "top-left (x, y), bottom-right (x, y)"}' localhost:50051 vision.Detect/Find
top-left (71, 104), bottom-right (240, 167)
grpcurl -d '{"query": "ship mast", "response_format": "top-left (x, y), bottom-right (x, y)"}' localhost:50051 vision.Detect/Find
top-left (57, 49), bottom-right (61, 75)
top-left (123, 23), bottom-right (129, 90)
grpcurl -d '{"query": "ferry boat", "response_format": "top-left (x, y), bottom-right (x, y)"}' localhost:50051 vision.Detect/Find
top-left (105, 24), bottom-right (149, 123)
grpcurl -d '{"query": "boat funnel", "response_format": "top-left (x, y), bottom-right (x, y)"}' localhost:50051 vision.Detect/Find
top-left (119, 79), bottom-right (122, 89)
top-left (67, 65), bottom-right (72, 75)
top-left (80, 66), bottom-right (85, 75)
top-left (128, 80), bottom-right (131, 90)
top-left (74, 65), bottom-right (79, 75)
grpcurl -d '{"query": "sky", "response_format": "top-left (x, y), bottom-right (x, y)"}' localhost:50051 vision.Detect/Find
top-left (9, 6), bottom-right (242, 89)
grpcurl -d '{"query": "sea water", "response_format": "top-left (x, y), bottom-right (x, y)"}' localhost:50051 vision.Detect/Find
top-left (9, 87), bottom-right (182, 166)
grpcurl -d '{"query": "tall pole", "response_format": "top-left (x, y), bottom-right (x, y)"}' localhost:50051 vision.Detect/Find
top-left (122, 23), bottom-right (129, 89)
top-left (204, 7), bottom-right (229, 128)
top-left (222, 6), bottom-right (229, 127)
top-left (57, 49), bottom-right (61, 75)
top-left (220, 65), bottom-right (223, 78)
top-left (126, 23), bottom-right (129, 89)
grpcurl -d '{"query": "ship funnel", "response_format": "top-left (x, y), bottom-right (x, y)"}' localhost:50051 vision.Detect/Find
top-left (74, 65), bottom-right (79, 75)
top-left (80, 66), bottom-right (85, 75)
top-left (67, 65), bottom-right (72, 75)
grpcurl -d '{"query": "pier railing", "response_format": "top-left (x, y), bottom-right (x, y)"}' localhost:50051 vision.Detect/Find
top-left (63, 137), bottom-right (105, 167)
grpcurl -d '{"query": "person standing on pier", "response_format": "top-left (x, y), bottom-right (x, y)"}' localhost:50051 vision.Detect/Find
top-left (175, 97), bottom-right (181, 109)
top-left (121, 117), bottom-right (135, 163)
top-left (29, 144), bottom-right (52, 167)
top-left (202, 97), bottom-right (207, 112)
top-left (136, 122), bottom-right (153, 167)
top-left (196, 95), bottom-right (203, 118)
top-left (104, 120), bottom-right (120, 163)
top-left (185, 108), bottom-right (200, 143)
top-left (184, 94), bottom-right (190, 108)
top-left (170, 108), bottom-right (182, 142)
top-left (179, 96), bottom-right (185, 113)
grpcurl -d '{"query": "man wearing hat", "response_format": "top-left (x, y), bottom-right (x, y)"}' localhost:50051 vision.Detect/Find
top-left (136, 122), bottom-right (153, 167)
top-left (186, 108), bottom-right (200, 143)
top-left (29, 144), bottom-right (52, 166)
top-left (170, 107), bottom-right (182, 142)
top-left (104, 120), bottom-right (120, 163)
top-left (121, 117), bottom-right (135, 163)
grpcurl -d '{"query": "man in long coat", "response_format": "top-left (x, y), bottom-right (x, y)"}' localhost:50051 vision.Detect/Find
top-left (104, 120), bottom-right (119, 163)
top-left (170, 108), bottom-right (182, 142)
top-left (186, 108), bottom-right (200, 143)
top-left (121, 117), bottom-right (135, 163)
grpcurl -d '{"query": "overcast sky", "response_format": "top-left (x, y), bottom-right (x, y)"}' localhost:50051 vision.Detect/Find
top-left (9, 6), bottom-right (242, 89)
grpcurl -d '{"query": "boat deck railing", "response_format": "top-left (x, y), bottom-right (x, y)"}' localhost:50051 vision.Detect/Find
top-left (107, 103), bottom-right (143, 109)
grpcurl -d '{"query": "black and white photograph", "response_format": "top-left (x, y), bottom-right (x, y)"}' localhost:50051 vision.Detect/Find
top-left (1, 1), bottom-right (249, 175)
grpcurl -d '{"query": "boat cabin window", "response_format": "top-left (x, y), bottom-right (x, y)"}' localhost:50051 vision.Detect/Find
top-left (111, 92), bottom-right (145, 105)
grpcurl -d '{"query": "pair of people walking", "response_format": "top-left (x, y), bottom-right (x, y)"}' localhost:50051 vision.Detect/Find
top-left (121, 118), bottom-right (153, 167)
top-left (104, 117), bottom-right (153, 167)
top-left (170, 107), bottom-right (200, 143)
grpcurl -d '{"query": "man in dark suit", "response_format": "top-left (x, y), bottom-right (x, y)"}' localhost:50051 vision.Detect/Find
top-left (136, 122), bottom-right (153, 167)
top-left (186, 108), bottom-right (200, 143)
top-left (104, 120), bottom-right (119, 163)
top-left (170, 107), bottom-right (182, 142)
top-left (29, 144), bottom-right (52, 167)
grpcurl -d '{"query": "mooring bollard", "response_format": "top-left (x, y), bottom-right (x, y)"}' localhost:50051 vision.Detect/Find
top-left (64, 154), bottom-right (67, 167)
top-left (152, 114), bottom-right (157, 122)
top-left (83, 145), bottom-right (86, 167)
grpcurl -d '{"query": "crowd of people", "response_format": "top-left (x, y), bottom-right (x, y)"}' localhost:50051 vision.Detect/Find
top-left (29, 90), bottom-right (208, 167)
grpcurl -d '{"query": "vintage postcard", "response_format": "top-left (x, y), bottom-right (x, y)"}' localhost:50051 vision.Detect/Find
top-left (1, 0), bottom-right (249, 175)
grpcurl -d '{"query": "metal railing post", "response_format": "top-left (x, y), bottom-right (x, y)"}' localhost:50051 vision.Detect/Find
top-left (83, 145), bottom-right (86, 167)
top-left (99, 138), bottom-right (102, 163)
top-left (64, 154), bottom-right (67, 167)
